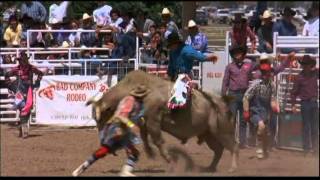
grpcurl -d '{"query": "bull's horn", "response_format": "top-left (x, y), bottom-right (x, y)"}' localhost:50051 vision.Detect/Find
top-left (85, 92), bottom-right (104, 106)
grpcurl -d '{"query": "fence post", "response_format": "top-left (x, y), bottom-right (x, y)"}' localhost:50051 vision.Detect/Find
top-left (135, 36), bottom-right (139, 70)
top-left (68, 48), bottom-right (71, 76)
top-left (225, 31), bottom-right (230, 63)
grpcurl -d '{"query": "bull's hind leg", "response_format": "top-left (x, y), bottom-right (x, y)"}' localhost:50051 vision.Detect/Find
top-left (203, 134), bottom-right (224, 172)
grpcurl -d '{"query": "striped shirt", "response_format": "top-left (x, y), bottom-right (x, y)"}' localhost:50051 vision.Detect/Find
top-left (20, 1), bottom-right (47, 22)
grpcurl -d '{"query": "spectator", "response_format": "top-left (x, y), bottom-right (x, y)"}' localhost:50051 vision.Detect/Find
top-left (249, 1), bottom-right (268, 33)
top-left (141, 31), bottom-right (167, 64)
top-left (3, 15), bottom-right (22, 47)
top-left (93, 1), bottom-right (112, 27)
top-left (20, 1), bottom-right (47, 23)
top-left (161, 7), bottom-right (182, 40)
top-left (230, 15), bottom-right (256, 53)
top-left (291, 55), bottom-right (319, 155)
top-left (109, 9), bottom-right (123, 32)
top-left (80, 13), bottom-right (98, 47)
top-left (302, 6), bottom-right (319, 53)
top-left (48, 1), bottom-right (70, 24)
top-left (136, 10), bottom-right (155, 34)
top-left (185, 20), bottom-right (209, 53)
top-left (257, 10), bottom-right (275, 53)
top-left (117, 11), bottom-right (137, 58)
top-left (272, 7), bottom-right (297, 53)
top-left (221, 45), bottom-right (256, 148)
top-left (68, 20), bottom-right (81, 47)
top-left (273, 7), bottom-right (297, 36)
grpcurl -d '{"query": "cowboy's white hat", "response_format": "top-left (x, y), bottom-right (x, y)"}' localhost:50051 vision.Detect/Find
top-left (61, 41), bottom-right (70, 48)
top-left (49, 18), bottom-right (59, 24)
top-left (82, 13), bottom-right (92, 20)
top-left (162, 8), bottom-right (171, 15)
top-left (262, 10), bottom-right (272, 19)
top-left (258, 53), bottom-right (273, 63)
top-left (188, 20), bottom-right (197, 28)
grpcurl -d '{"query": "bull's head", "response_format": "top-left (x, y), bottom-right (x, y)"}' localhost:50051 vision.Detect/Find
top-left (85, 88), bottom-right (129, 130)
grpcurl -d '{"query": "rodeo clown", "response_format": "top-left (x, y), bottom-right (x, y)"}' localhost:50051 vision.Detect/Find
top-left (242, 54), bottom-right (280, 159)
top-left (166, 31), bottom-right (217, 109)
top-left (5, 51), bottom-right (43, 138)
top-left (72, 85), bottom-right (149, 177)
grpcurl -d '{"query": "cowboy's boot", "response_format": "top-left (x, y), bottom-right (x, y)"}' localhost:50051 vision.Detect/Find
top-left (256, 121), bottom-right (268, 159)
top-left (119, 164), bottom-right (136, 177)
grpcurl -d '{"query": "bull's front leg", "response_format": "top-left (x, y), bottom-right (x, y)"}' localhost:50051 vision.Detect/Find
top-left (139, 123), bottom-right (156, 159)
top-left (145, 110), bottom-right (171, 163)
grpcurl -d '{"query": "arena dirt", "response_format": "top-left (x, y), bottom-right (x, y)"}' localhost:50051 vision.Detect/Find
top-left (1, 124), bottom-right (318, 176)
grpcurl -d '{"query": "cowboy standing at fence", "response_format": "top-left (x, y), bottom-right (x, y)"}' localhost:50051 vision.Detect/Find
top-left (5, 51), bottom-right (43, 138)
top-left (72, 85), bottom-right (149, 177)
top-left (242, 56), bottom-right (280, 159)
top-left (166, 31), bottom-right (217, 109)
top-left (291, 55), bottom-right (319, 155)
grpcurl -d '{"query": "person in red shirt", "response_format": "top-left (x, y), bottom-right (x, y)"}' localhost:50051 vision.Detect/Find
top-left (291, 55), bottom-right (319, 155)
top-left (72, 85), bottom-right (150, 177)
top-left (5, 51), bottom-right (43, 138)
top-left (230, 15), bottom-right (256, 53)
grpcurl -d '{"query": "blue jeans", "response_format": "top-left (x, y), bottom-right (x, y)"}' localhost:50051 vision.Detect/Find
top-left (229, 90), bottom-right (247, 145)
top-left (301, 100), bottom-right (319, 152)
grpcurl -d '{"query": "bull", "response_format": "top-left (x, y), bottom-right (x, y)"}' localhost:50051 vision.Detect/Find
top-left (86, 70), bottom-right (239, 173)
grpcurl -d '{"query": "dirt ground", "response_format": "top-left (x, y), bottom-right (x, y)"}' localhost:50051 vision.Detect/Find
top-left (1, 124), bottom-right (319, 177)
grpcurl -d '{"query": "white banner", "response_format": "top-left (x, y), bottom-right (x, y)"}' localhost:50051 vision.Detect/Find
top-left (202, 51), bottom-right (227, 94)
top-left (36, 75), bottom-right (117, 126)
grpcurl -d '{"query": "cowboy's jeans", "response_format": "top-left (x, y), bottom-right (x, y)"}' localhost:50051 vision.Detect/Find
top-left (229, 90), bottom-right (247, 146)
top-left (300, 100), bottom-right (319, 152)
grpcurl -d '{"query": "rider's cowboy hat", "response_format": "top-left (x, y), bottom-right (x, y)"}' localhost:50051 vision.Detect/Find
top-left (229, 45), bottom-right (247, 59)
top-left (298, 55), bottom-right (316, 67)
top-left (280, 7), bottom-right (296, 17)
top-left (188, 20), bottom-right (197, 28)
top-left (130, 85), bottom-right (150, 98)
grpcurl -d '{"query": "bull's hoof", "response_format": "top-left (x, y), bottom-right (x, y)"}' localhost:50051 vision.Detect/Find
top-left (228, 167), bottom-right (236, 173)
top-left (200, 166), bottom-right (217, 173)
top-left (145, 147), bottom-right (156, 159)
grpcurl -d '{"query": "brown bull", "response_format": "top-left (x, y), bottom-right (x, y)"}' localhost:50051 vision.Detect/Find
top-left (86, 70), bottom-right (239, 173)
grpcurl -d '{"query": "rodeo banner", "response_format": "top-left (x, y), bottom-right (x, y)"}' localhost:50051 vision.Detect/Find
top-left (36, 75), bottom-right (117, 126)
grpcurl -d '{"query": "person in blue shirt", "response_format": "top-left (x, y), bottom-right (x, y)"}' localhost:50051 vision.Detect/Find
top-left (167, 31), bottom-right (217, 81)
top-left (185, 19), bottom-right (209, 53)
top-left (166, 31), bottom-right (217, 109)
top-left (272, 7), bottom-right (297, 53)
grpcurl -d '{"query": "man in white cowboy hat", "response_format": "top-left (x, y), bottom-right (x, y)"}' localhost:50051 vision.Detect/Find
top-left (257, 10), bottom-right (275, 53)
top-left (161, 7), bottom-right (182, 40)
top-left (72, 84), bottom-right (150, 177)
top-left (80, 13), bottom-right (97, 47)
top-left (185, 19), bottom-right (209, 53)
